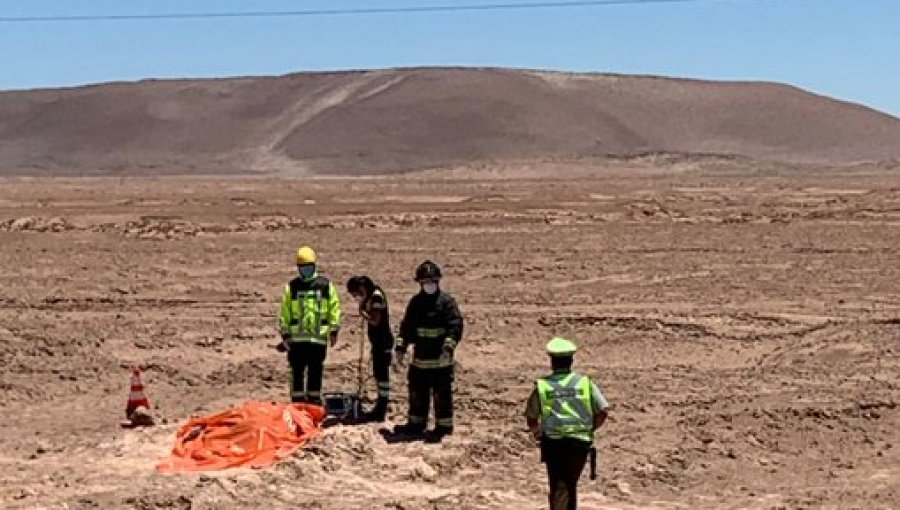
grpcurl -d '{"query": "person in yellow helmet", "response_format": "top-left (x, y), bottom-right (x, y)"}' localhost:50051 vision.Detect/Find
top-left (276, 246), bottom-right (341, 405)
top-left (525, 337), bottom-right (610, 510)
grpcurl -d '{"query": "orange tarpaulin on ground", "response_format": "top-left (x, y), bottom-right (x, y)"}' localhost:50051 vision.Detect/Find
top-left (156, 401), bottom-right (325, 473)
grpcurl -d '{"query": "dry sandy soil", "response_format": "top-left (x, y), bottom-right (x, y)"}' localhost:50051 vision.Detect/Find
top-left (0, 162), bottom-right (898, 509)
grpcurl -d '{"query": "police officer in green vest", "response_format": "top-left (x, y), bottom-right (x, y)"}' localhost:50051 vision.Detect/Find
top-left (525, 337), bottom-right (609, 510)
top-left (277, 245), bottom-right (341, 405)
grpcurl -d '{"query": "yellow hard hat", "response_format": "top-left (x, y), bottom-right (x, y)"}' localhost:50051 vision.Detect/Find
top-left (296, 246), bottom-right (317, 265)
top-left (546, 337), bottom-right (577, 357)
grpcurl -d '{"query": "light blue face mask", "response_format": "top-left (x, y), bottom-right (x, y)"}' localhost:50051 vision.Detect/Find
top-left (298, 264), bottom-right (316, 280)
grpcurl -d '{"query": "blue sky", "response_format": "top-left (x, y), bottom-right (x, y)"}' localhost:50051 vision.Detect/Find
top-left (2, 0), bottom-right (898, 115)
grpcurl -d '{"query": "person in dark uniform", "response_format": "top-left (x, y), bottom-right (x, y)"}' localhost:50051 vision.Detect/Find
top-left (393, 260), bottom-right (464, 442)
top-left (525, 337), bottom-right (610, 510)
top-left (346, 275), bottom-right (394, 421)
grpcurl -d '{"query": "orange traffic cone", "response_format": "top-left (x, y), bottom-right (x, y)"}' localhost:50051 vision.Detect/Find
top-left (125, 366), bottom-right (150, 419)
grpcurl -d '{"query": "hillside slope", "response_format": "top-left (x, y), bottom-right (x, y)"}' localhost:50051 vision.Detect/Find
top-left (1, 68), bottom-right (899, 175)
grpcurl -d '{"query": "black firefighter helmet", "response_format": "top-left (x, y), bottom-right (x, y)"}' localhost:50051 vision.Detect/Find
top-left (415, 260), bottom-right (442, 281)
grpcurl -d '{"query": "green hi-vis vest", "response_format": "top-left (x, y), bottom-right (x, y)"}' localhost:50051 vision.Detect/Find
top-left (536, 372), bottom-right (594, 443)
top-left (281, 277), bottom-right (337, 345)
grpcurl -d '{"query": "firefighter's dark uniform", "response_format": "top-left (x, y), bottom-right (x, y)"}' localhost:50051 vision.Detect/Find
top-left (279, 273), bottom-right (341, 404)
top-left (361, 286), bottom-right (394, 415)
top-left (395, 289), bottom-right (463, 434)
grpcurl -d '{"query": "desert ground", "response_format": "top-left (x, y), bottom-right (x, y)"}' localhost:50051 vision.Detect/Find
top-left (0, 162), bottom-right (898, 509)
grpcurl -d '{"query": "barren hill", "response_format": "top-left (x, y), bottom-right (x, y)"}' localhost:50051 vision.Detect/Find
top-left (1, 67), bottom-right (899, 175)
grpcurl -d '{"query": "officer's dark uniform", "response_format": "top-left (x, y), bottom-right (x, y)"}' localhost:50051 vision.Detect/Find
top-left (394, 261), bottom-right (463, 439)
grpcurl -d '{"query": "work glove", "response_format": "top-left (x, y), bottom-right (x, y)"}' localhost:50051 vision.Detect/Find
top-left (393, 349), bottom-right (406, 369)
top-left (439, 347), bottom-right (453, 365)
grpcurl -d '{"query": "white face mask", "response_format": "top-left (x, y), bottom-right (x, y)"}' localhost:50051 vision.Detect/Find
top-left (422, 282), bottom-right (438, 295)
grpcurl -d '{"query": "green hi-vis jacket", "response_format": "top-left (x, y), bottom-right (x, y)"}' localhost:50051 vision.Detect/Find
top-left (279, 275), bottom-right (341, 345)
top-left (536, 372), bottom-right (595, 443)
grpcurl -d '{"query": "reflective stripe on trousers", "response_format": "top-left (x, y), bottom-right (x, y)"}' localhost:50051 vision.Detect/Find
top-left (407, 366), bottom-right (453, 427)
top-left (411, 358), bottom-right (453, 369)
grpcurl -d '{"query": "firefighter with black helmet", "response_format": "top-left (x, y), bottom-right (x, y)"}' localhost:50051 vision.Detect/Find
top-left (393, 260), bottom-right (464, 441)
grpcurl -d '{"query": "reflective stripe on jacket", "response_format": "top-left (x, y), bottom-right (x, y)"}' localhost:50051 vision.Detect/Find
top-left (396, 290), bottom-right (463, 369)
top-left (279, 275), bottom-right (341, 344)
top-left (536, 372), bottom-right (594, 443)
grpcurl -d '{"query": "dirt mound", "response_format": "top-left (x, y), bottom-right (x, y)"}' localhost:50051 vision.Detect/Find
top-left (2, 68), bottom-right (900, 176)
top-left (1, 216), bottom-right (76, 232)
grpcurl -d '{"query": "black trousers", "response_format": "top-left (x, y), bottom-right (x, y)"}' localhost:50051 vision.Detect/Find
top-left (541, 438), bottom-right (591, 510)
top-left (407, 365), bottom-right (453, 429)
top-left (371, 347), bottom-right (392, 401)
top-left (287, 342), bottom-right (327, 404)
